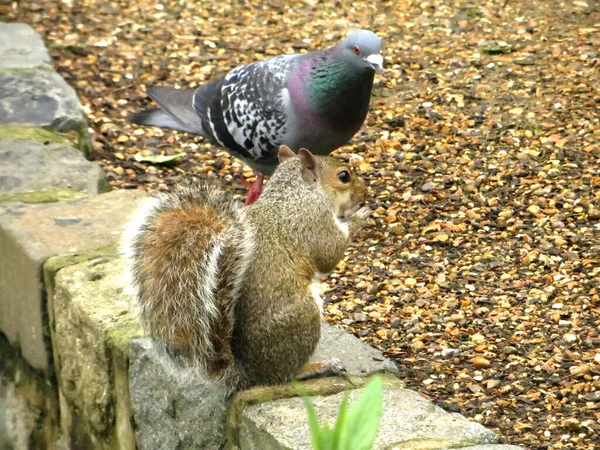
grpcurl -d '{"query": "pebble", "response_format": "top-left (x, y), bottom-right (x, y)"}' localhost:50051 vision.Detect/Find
top-left (421, 182), bottom-right (433, 192)
top-left (471, 333), bottom-right (486, 344)
top-left (485, 379), bottom-right (500, 389)
top-left (463, 184), bottom-right (478, 194)
top-left (563, 418), bottom-right (580, 430)
top-left (588, 208), bottom-right (600, 220)
top-left (391, 318), bottom-right (402, 329)
top-left (353, 313), bottom-right (367, 322)
top-left (404, 278), bottom-right (417, 287)
top-left (367, 284), bottom-right (381, 295)
top-left (473, 357), bottom-right (491, 369)
top-left (411, 341), bottom-right (425, 351)
top-left (583, 392), bottom-right (600, 402)
top-left (442, 348), bottom-right (460, 357)
top-left (503, 345), bottom-right (518, 355)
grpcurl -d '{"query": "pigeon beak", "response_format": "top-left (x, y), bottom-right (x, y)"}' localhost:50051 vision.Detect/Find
top-left (365, 53), bottom-right (384, 74)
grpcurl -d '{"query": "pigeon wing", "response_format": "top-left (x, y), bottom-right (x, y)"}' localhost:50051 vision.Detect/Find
top-left (211, 55), bottom-right (296, 172)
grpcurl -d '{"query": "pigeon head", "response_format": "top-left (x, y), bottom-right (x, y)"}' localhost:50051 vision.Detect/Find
top-left (337, 30), bottom-right (384, 74)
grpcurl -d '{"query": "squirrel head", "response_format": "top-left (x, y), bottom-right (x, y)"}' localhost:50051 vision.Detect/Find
top-left (278, 145), bottom-right (367, 221)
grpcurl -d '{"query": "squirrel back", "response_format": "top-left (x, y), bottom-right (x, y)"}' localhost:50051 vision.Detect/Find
top-left (123, 146), bottom-right (368, 392)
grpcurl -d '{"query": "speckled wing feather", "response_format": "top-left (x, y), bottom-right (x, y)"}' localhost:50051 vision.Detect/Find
top-left (192, 55), bottom-right (296, 173)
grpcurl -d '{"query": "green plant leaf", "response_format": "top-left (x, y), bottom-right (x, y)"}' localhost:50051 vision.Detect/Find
top-left (341, 377), bottom-right (383, 450)
top-left (331, 391), bottom-right (350, 450)
top-left (303, 393), bottom-right (325, 450)
top-left (133, 152), bottom-right (185, 164)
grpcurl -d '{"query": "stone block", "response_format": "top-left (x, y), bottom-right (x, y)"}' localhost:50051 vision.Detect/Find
top-left (0, 23), bottom-right (92, 156)
top-left (0, 23), bottom-right (52, 71)
top-left (0, 69), bottom-right (86, 135)
top-left (43, 254), bottom-right (516, 450)
top-left (127, 320), bottom-right (400, 450)
top-left (311, 322), bottom-right (399, 377)
top-left (129, 339), bottom-right (230, 450)
top-left (0, 334), bottom-right (63, 450)
top-left (51, 257), bottom-right (139, 449)
top-left (0, 139), bottom-right (109, 204)
top-left (240, 383), bottom-right (498, 450)
top-left (48, 255), bottom-right (228, 449)
top-left (0, 189), bottom-right (147, 371)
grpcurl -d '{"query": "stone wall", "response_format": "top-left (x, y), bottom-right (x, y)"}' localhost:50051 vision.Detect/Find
top-left (0, 23), bottom-right (524, 450)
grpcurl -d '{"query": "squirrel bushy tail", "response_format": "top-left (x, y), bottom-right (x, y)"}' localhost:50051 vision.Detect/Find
top-left (122, 184), bottom-right (255, 381)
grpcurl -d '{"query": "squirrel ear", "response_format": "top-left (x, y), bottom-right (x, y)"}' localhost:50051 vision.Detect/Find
top-left (278, 145), bottom-right (296, 163)
top-left (297, 148), bottom-right (319, 186)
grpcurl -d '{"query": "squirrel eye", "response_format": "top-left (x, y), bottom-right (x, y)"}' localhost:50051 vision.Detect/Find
top-left (352, 45), bottom-right (360, 55)
top-left (337, 170), bottom-right (351, 183)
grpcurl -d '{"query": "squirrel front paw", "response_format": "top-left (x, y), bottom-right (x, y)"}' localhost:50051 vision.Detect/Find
top-left (348, 206), bottom-right (371, 234)
top-left (356, 206), bottom-right (371, 219)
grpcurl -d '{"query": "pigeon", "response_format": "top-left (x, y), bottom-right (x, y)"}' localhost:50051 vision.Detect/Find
top-left (131, 29), bottom-right (383, 204)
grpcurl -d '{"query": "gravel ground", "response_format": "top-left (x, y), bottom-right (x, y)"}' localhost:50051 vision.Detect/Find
top-left (4, 0), bottom-right (600, 448)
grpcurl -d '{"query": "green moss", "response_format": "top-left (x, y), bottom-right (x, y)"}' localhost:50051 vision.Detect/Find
top-left (0, 65), bottom-right (53, 74)
top-left (0, 124), bottom-right (68, 144)
top-left (43, 245), bottom-right (119, 290)
top-left (106, 316), bottom-right (144, 356)
top-left (0, 122), bottom-right (92, 159)
top-left (76, 123), bottom-right (93, 160)
top-left (0, 188), bottom-right (87, 204)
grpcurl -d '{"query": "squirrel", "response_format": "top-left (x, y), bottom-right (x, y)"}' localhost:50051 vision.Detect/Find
top-left (122, 145), bottom-right (369, 393)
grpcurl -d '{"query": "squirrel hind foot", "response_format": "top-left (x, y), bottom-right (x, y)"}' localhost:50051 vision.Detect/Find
top-left (296, 357), bottom-right (346, 381)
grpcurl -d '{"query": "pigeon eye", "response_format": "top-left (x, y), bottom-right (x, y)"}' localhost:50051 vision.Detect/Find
top-left (353, 45), bottom-right (360, 55)
top-left (337, 170), bottom-right (351, 183)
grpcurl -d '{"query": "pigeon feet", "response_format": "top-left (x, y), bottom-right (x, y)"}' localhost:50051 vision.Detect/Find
top-left (239, 173), bottom-right (265, 205)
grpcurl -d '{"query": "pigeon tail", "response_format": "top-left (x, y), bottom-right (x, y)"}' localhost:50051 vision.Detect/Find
top-left (132, 86), bottom-right (207, 135)
top-left (130, 108), bottom-right (193, 132)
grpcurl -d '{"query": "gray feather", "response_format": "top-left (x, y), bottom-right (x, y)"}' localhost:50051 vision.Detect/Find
top-left (130, 108), bottom-right (194, 133)
top-left (145, 87), bottom-right (206, 135)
